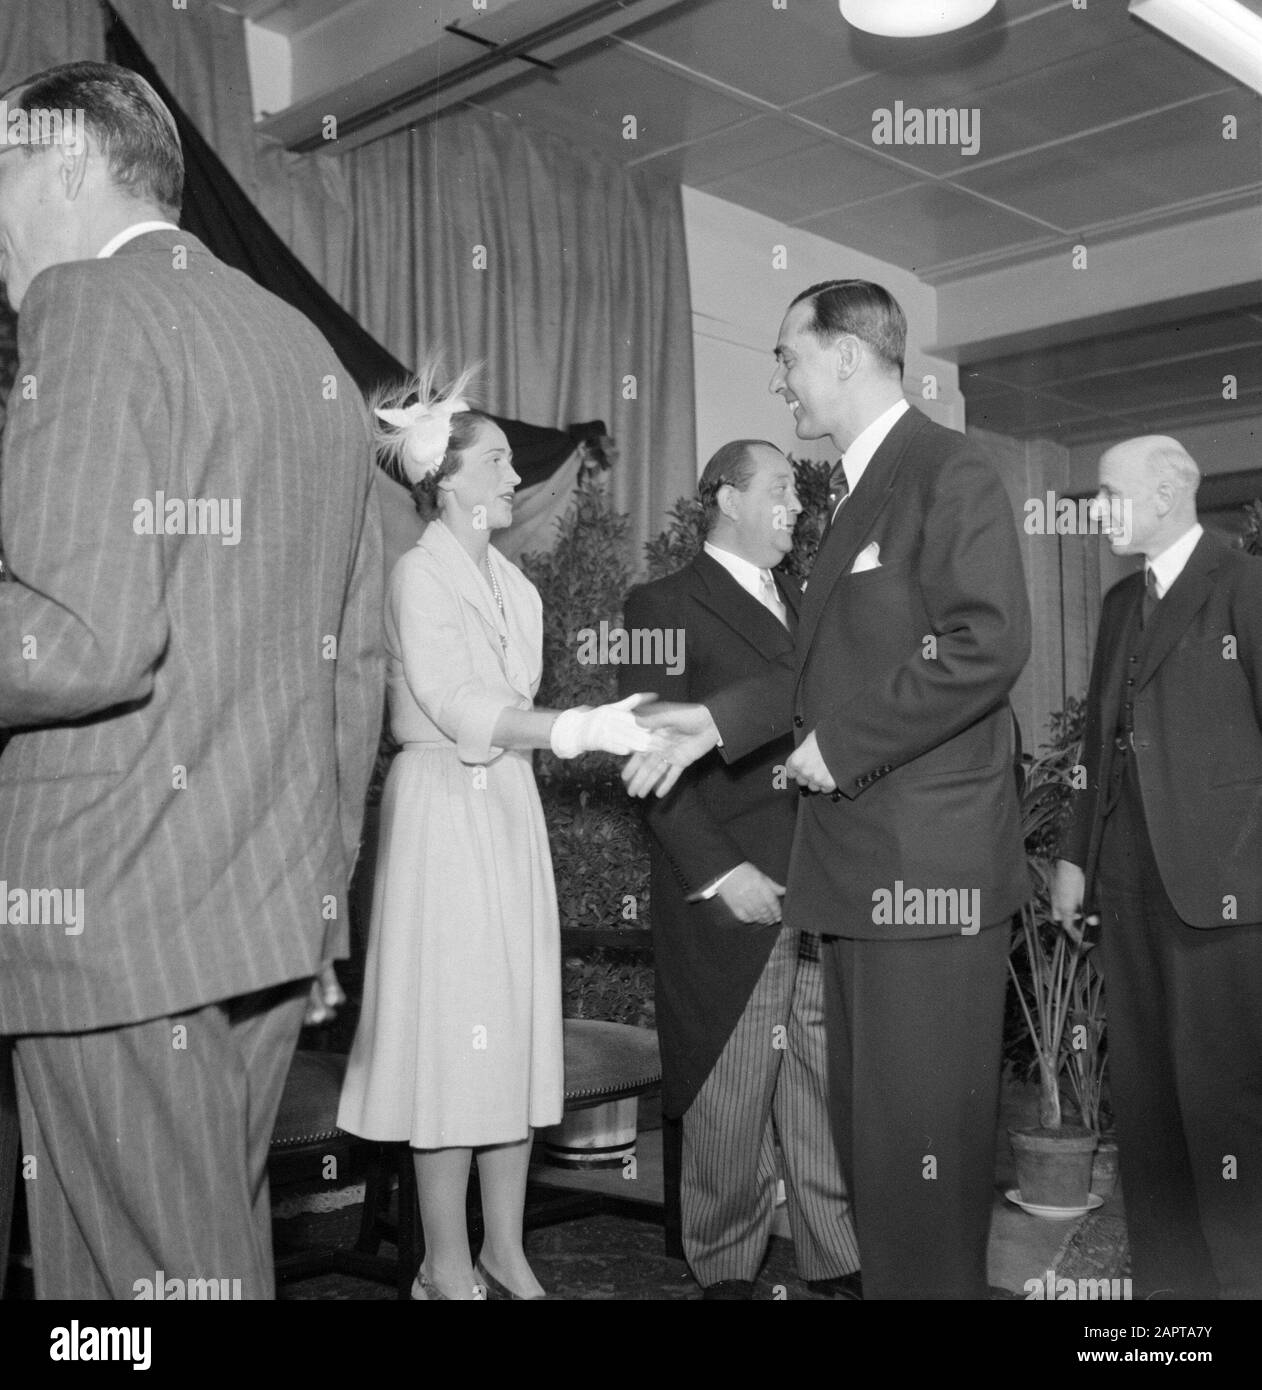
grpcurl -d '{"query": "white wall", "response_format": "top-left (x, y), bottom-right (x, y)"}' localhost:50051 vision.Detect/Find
top-left (682, 186), bottom-right (958, 473)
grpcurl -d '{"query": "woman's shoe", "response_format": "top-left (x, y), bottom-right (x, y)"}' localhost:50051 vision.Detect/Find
top-left (411, 1269), bottom-right (453, 1301)
top-left (474, 1260), bottom-right (548, 1301)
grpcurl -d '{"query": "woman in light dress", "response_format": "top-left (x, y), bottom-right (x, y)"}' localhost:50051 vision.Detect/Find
top-left (337, 368), bottom-right (653, 1300)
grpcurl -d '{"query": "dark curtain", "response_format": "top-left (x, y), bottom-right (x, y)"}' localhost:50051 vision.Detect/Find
top-left (102, 4), bottom-right (599, 490)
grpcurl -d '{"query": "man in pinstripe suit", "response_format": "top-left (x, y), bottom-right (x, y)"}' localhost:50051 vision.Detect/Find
top-left (0, 63), bottom-right (383, 1298)
top-left (620, 442), bottom-right (861, 1300)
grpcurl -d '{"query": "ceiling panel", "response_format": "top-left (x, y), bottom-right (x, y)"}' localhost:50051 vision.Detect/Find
top-left (1049, 346), bottom-right (1258, 412)
top-left (631, 113), bottom-right (827, 183)
top-left (799, 182), bottom-right (1057, 270)
top-left (697, 138), bottom-right (920, 223)
top-left (787, 3), bottom-right (1139, 146)
top-left (975, 310), bottom-right (1262, 390)
top-left (963, 304), bottom-right (1262, 444)
top-left (478, 37), bottom-right (759, 156)
top-left (954, 92), bottom-right (1262, 231)
top-left (616, 0), bottom-right (881, 107)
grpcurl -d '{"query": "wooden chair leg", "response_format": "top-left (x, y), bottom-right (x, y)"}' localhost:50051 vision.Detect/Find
top-left (396, 1147), bottom-right (419, 1300)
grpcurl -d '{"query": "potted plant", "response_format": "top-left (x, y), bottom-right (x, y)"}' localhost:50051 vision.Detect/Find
top-left (1007, 702), bottom-right (1106, 1213)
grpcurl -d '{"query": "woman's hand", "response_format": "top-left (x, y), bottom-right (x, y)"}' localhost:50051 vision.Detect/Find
top-left (550, 692), bottom-right (660, 758)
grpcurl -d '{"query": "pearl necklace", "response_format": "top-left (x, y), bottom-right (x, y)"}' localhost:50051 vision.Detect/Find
top-left (486, 560), bottom-right (508, 653)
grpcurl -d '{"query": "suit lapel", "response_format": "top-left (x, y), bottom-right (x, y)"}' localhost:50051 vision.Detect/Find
top-left (796, 407), bottom-right (922, 668)
top-left (421, 519), bottom-right (510, 653)
top-left (1135, 532), bottom-right (1221, 691)
top-left (691, 551), bottom-right (795, 661)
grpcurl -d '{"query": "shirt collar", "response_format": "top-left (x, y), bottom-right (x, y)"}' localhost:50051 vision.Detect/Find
top-left (842, 398), bottom-right (909, 495)
top-left (96, 221), bottom-right (179, 259)
top-left (703, 541), bottom-right (772, 603)
top-left (1147, 522), bottom-right (1203, 599)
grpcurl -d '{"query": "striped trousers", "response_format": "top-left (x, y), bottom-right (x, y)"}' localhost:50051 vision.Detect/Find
top-left (11, 979), bottom-right (308, 1300)
top-left (682, 925), bottom-right (861, 1284)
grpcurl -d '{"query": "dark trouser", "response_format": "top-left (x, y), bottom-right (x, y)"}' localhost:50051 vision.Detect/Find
top-left (1098, 764), bottom-right (1262, 1299)
top-left (822, 923), bottom-right (1008, 1299)
top-left (11, 979), bottom-right (308, 1300)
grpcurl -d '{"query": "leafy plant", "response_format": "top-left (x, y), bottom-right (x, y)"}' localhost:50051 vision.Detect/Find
top-left (562, 950), bottom-right (655, 1027)
top-left (520, 474), bottom-right (633, 790)
top-left (643, 495), bottom-right (706, 582)
top-left (1006, 698), bottom-right (1108, 1131)
top-left (1065, 953), bottom-right (1107, 1132)
top-left (1238, 500), bottom-right (1262, 557)
top-left (545, 780), bottom-right (649, 932)
top-left (519, 474), bottom-right (653, 950)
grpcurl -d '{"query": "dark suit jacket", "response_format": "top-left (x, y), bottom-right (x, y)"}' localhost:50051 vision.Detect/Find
top-left (715, 406), bottom-right (1031, 938)
top-left (0, 229), bottom-right (384, 1032)
top-left (1060, 530), bottom-right (1262, 927)
top-left (619, 551), bottom-right (799, 1116)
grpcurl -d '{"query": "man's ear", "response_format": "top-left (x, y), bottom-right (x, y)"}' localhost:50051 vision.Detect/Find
top-left (716, 481), bottom-right (741, 523)
top-left (834, 334), bottom-right (862, 381)
top-left (57, 130), bottom-right (92, 201)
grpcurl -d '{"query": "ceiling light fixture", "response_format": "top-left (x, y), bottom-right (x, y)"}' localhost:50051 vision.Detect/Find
top-left (839, 1), bottom-right (998, 38)
top-left (1129, 0), bottom-right (1262, 95)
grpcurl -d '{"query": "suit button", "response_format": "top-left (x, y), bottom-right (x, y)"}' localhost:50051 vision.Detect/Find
top-left (830, 790), bottom-right (842, 802)
top-left (793, 714), bottom-right (803, 728)
top-left (1126, 678), bottom-right (1134, 686)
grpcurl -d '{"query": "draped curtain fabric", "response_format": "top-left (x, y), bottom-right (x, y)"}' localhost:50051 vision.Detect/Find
top-left (109, 0), bottom-right (358, 301)
top-left (348, 111), bottom-right (696, 550)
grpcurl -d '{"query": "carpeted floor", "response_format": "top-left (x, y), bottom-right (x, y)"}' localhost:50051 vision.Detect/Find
top-left (276, 1202), bottom-right (823, 1301)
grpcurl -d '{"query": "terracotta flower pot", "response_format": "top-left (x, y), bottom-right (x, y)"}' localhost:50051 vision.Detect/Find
top-left (1010, 1125), bottom-right (1098, 1209)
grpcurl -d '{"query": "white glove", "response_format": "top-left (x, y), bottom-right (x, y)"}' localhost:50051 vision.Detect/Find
top-left (550, 693), bottom-right (657, 759)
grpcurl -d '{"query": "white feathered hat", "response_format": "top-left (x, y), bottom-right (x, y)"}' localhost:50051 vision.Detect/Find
top-left (371, 362), bottom-right (479, 485)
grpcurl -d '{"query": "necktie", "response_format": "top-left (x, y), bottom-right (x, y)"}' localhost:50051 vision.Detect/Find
top-left (1141, 565), bottom-right (1159, 628)
top-left (759, 569), bottom-right (787, 627)
top-left (821, 462), bottom-right (850, 544)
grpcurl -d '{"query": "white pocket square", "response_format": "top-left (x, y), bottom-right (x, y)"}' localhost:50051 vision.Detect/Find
top-left (850, 541), bottom-right (881, 574)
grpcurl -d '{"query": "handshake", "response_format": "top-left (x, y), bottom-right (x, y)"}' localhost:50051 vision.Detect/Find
top-left (554, 694), bottom-right (835, 798)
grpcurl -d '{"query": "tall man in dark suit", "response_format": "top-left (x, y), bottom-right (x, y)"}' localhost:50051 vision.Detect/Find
top-left (619, 441), bottom-right (861, 1300)
top-left (628, 281), bottom-right (1030, 1298)
top-left (1052, 435), bottom-right (1262, 1299)
top-left (0, 62), bottom-right (383, 1298)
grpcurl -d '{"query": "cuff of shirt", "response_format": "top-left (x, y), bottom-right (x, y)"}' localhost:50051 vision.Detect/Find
top-left (455, 695), bottom-right (512, 765)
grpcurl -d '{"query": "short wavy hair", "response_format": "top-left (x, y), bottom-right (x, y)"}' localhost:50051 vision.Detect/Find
top-left (790, 279), bottom-right (906, 376)
top-left (698, 439), bottom-right (779, 536)
top-left (9, 61), bottom-right (183, 219)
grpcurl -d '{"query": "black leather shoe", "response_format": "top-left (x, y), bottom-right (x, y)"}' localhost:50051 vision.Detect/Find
top-left (701, 1279), bottom-right (756, 1300)
top-left (807, 1272), bottom-right (863, 1300)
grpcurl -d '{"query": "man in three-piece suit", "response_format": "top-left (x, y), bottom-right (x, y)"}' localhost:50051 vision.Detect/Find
top-left (619, 441), bottom-right (861, 1301)
top-left (1052, 436), bottom-right (1262, 1300)
top-left (0, 62), bottom-right (383, 1298)
top-left (628, 281), bottom-right (1031, 1298)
